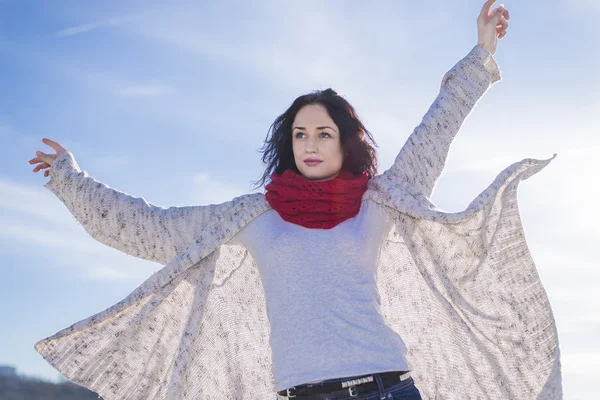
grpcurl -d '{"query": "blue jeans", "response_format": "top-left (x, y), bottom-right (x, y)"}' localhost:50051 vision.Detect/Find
top-left (276, 373), bottom-right (423, 400)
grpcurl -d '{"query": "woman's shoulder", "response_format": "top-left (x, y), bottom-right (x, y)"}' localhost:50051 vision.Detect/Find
top-left (362, 198), bottom-right (395, 228)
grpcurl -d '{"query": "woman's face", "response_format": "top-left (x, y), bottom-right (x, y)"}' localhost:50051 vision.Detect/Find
top-left (291, 104), bottom-right (344, 182)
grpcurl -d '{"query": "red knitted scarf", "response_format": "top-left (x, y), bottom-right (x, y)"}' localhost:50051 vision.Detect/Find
top-left (265, 169), bottom-right (370, 229)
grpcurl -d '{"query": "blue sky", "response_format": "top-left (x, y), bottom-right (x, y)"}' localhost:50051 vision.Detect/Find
top-left (2, 0), bottom-right (598, 397)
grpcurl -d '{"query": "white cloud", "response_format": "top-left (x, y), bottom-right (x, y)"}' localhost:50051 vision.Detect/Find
top-left (84, 264), bottom-right (139, 281)
top-left (117, 3), bottom-right (393, 93)
top-left (0, 178), bottom-right (77, 229)
top-left (0, 178), bottom-right (154, 282)
top-left (56, 21), bottom-right (109, 37)
top-left (561, 353), bottom-right (600, 378)
top-left (55, 14), bottom-right (144, 37)
top-left (40, 60), bottom-right (241, 140)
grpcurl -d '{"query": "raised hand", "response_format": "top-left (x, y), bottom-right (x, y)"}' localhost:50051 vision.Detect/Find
top-left (29, 138), bottom-right (68, 177)
top-left (477, 0), bottom-right (510, 55)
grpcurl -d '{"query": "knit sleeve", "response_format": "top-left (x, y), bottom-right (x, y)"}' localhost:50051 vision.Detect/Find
top-left (382, 43), bottom-right (502, 199)
top-left (43, 151), bottom-right (235, 265)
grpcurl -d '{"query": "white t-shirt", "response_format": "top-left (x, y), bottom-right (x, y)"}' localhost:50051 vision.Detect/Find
top-left (230, 199), bottom-right (413, 391)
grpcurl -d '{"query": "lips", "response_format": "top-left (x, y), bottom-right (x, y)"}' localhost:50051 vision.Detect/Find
top-left (304, 160), bottom-right (322, 165)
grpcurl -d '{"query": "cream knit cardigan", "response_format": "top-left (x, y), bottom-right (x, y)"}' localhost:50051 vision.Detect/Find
top-left (35, 44), bottom-right (562, 400)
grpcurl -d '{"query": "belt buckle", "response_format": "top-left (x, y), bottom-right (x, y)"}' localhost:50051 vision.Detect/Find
top-left (286, 386), bottom-right (296, 398)
top-left (348, 386), bottom-right (359, 397)
top-left (341, 375), bottom-right (373, 397)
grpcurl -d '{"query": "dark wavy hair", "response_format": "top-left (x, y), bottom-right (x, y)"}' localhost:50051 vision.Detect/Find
top-left (251, 88), bottom-right (379, 191)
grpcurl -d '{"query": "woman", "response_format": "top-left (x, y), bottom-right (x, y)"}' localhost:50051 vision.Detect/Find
top-left (30, 2), bottom-right (561, 399)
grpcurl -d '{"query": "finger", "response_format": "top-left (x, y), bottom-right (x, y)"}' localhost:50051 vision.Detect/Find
top-left (29, 156), bottom-right (49, 164)
top-left (496, 16), bottom-right (509, 30)
top-left (33, 162), bottom-right (50, 172)
top-left (480, 0), bottom-right (497, 19)
top-left (35, 151), bottom-right (57, 164)
top-left (35, 150), bottom-right (48, 163)
top-left (44, 170), bottom-right (49, 177)
top-left (491, 5), bottom-right (505, 24)
top-left (41, 137), bottom-right (64, 153)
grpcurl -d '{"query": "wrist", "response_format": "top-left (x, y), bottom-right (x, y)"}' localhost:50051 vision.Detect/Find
top-left (477, 42), bottom-right (494, 56)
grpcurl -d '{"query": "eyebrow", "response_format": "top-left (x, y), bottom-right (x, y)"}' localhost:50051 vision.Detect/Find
top-left (292, 126), bottom-right (337, 132)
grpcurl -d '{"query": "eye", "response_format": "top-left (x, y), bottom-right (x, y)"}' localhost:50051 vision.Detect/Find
top-left (295, 132), bottom-right (331, 138)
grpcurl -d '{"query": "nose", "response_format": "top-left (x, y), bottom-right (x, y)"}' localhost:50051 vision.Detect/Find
top-left (305, 136), bottom-right (318, 153)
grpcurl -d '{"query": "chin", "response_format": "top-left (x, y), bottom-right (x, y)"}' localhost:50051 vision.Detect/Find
top-left (301, 169), bottom-right (339, 182)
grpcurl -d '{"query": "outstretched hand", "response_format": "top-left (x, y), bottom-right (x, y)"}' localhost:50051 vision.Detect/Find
top-left (477, 0), bottom-right (510, 55)
top-left (29, 138), bottom-right (68, 177)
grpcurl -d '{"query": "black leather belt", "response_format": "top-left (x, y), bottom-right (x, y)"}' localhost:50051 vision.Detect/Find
top-left (277, 370), bottom-right (411, 398)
